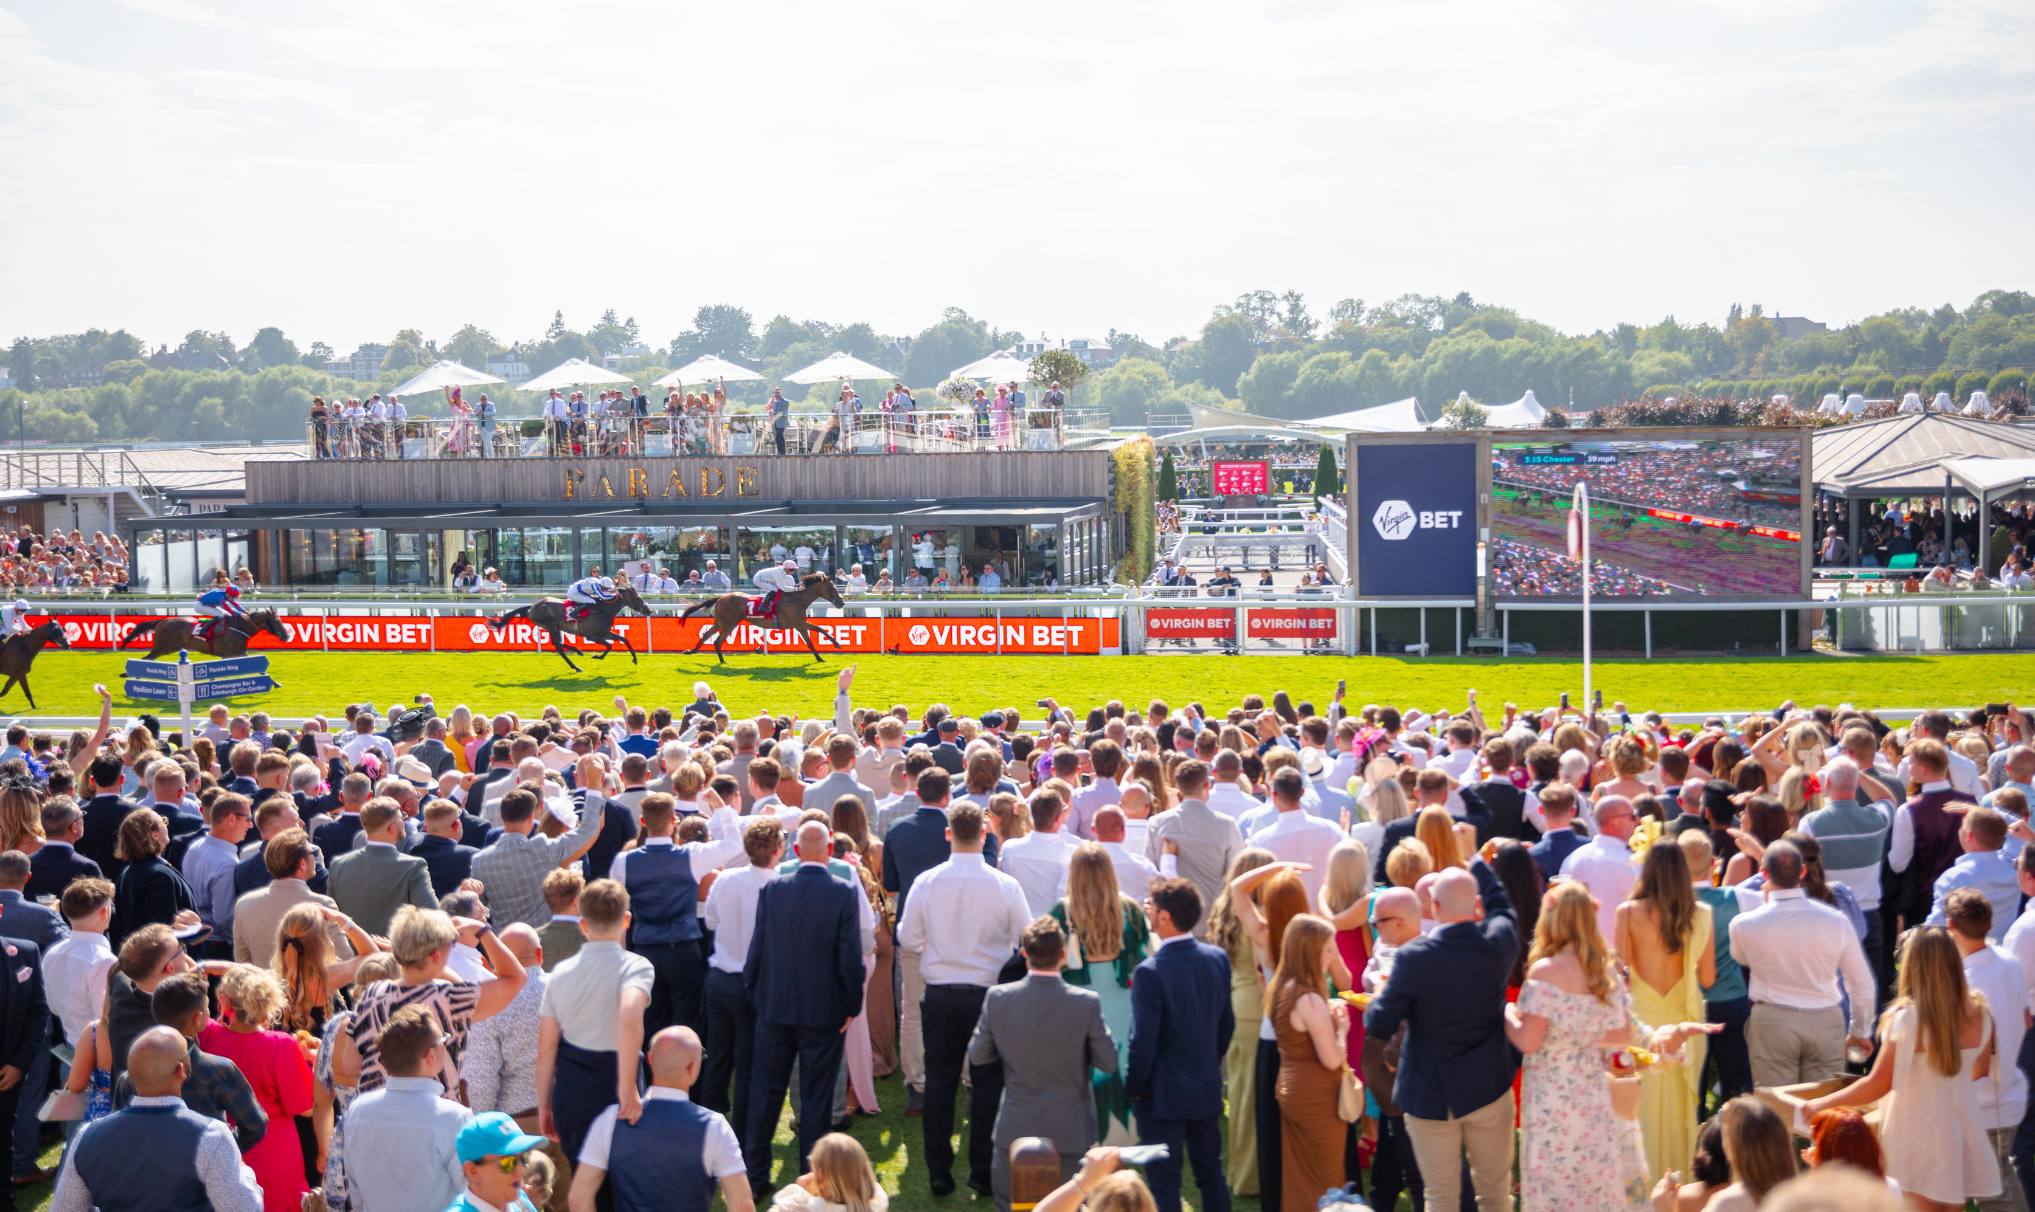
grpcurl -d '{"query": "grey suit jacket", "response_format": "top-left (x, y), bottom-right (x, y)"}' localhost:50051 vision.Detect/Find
top-left (232, 878), bottom-right (347, 967)
top-left (967, 973), bottom-right (1117, 1153)
top-left (1142, 799), bottom-right (1243, 937)
top-left (408, 739), bottom-right (458, 779)
top-left (324, 844), bottom-right (436, 936)
top-left (805, 771), bottom-right (875, 818)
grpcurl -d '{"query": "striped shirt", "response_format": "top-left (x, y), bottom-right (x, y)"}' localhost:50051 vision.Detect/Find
top-left (1799, 798), bottom-right (1893, 911)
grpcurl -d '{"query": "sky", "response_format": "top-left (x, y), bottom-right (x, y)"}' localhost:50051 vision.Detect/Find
top-left (2, 0), bottom-right (2030, 358)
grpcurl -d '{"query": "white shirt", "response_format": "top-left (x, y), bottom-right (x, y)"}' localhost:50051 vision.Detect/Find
top-left (1963, 943), bottom-right (2030, 1129)
top-left (577, 1087), bottom-right (744, 1177)
top-left (444, 942), bottom-right (488, 983)
top-left (1206, 782), bottom-right (1261, 821)
top-left (1428, 747), bottom-right (1478, 783)
top-left (1560, 833), bottom-right (1643, 946)
top-left (340, 730), bottom-right (394, 766)
top-left (1896, 750), bottom-right (1985, 798)
top-left (1249, 809), bottom-right (1344, 903)
top-left (896, 852), bottom-right (1030, 986)
top-left (702, 863), bottom-right (780, 974)
top-left (996, 829), bottom-right (1081, 917)
top-left (1729, 888), bottom-right (1876, 1035)
top-left (52, 1096), bottom-right (262, 1212)
top-left (1888, 780), bottom-right (1960, 873)
top-left (2002, 901), bottom-right (2035, 1020)
top-left (41, 930), bottom-right (115, 1048)
top-left (1098, 840), bottom-right (1160, 897)
top-left (607, 835), bottom-right (744, 885)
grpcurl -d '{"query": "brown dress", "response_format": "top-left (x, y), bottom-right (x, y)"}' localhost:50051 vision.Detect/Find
top-left (868, 918), bottom-right (898, 1076)
top-left (1273, 981), bottom-right (1344, 1212)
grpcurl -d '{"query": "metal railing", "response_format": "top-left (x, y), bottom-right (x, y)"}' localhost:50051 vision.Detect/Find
top-left (304, 407), bottom-right (1111, 460)
top-left (0, 450), bottom-right (169, 515)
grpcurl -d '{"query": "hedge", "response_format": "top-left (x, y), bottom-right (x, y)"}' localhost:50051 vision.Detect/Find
top-left (1924, 370), bottom-right (1958, 398)
top-left (1957, 371), bottom-right (1991, 402)
top-left (1988, 369), bottom-right (2027, 398)
top-left (1113, 436), bottom-right (1156, 584)
top-left (1863, 373), bottom-right (1896, 399)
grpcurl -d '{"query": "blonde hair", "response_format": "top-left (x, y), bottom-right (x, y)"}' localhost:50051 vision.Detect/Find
top-left (273, 902), bottom-right (338, 1032)
top-left (352, 952), bottom-right (400, 996)
top-left (1607, 735), bottom-right (1649, 777)
top-left (1320, 839), bottom-right (1371, 916)
top-left (1777, 767), bottom-right (1823, 822)
top-left (1064, 844), bottom-right (1131, 964)
top-left (1885, 926), bottom-right (1976, 1078)
top-left (1414, 806), bottom-right (1463, 870)
top-left (1089, 1172), bottom-right (1158, 1212)
top-left (519, 1151), bottom-right (556, 1207)
top-left (389, 905), bottom-right (457, 967)
top-left (1209, 848), bottom-right (1276, 962)
top-left (0, 786), bottom-right (41, 853)
top-left (807, 1133), bottom-right (878, 1212)
top-left (218, 964), bottom-right (286, 1028)
top-left (1385, 838), bottom-right (1433, 889)
top-left (1367, 778), bottom-right (1410, 826)
top-left (1528, 881), bottom-right (1614, 1004)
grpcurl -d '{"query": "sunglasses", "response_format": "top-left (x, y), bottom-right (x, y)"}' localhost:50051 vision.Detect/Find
top-left (483, 1155), bottom-right (526, 1174)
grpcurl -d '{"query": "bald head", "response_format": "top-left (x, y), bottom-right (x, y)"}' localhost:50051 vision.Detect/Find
top-left (1430, 867), bottom-right (1482, 923)
top-left (1594, 795), bottom-right (1637, 840)
top-left (127, 1026), bottom-right (190, 1097)
top-left (498, 923), bottom-right (540, 968)
top-left (1118, 784), bottom-right (1150, 818)
top-left (1371, 887), bottom-right (1422, 945)
top-left (795, 820), bottom-right (831, 863)
top-left (647, 1026), bottom-right (703, 1089)
top-left (1092, 806), bottom-right (1126, 842)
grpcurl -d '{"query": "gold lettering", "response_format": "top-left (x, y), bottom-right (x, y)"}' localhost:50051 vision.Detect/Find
top-left (596, 474), bottom-right (616, 498)
top-left (628, 468), bottom-right (649, 498)
top-left (700, 466), bottom-right (726, 497)
top-left (563, 469), bottom-right (585, 500)
top-left (663, 469), bottom-right (688, 498)
top-left (736, 466), bottom-right (758, 497)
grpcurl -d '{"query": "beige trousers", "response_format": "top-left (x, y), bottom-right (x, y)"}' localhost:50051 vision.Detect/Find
top-left (901, 945), bottom-right (927, 1092)
top-left (1404, 1089), bottom-right (1514, 1212)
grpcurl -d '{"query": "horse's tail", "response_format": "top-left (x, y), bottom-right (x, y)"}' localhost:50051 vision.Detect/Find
top-left (488, 605), bottom-right (531, 631)
top-left (117, 619), bottom-right (160, 649)
top-left (679, 597), bottom-right (718, 620)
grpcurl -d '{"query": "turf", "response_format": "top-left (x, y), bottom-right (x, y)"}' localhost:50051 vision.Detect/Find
top-left (1, 650), bottom-right (2023, 721)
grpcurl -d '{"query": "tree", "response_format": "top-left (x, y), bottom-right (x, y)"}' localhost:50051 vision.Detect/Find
top-left (1312, 443), bottom-right (1340, 505)
top-left (1027, 349), bottom-right (1088, 399)
top-left (759, 315), bottom-right (833, 359)
top-left (383, 329), bottom-right (430, 372)
top-left (1089, 357), bottom-right (1172, 425)
top-left (243, 327), bottom-right (299, 372)
top-left (1157, 450), bottom-right (1179, 502)
top-left (7, 339), bottom-right (33, 391)
top-left (302, 341), bottom-right (333, 370)
top-left (546, 311), bottom-right (567, 340)
top-left (1174, 314), bottom-right (1257, 396)
top-left (1280, 291), bottom-right (1316, 340)
top-left (1328, 298), bottom-right (1365, 327)
top-left (668, 304), bottom-right (759, 366)
top-left (444, 325), bottom-right (503, 370)
top-left (1438, 394), bottom-right (1489, 429)
top-left (902, 314), bottom-right (996, 386)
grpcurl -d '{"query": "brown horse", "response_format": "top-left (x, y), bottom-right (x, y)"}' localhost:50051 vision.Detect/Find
top-left (0, 621), bottom-right (71, 709)
top-left (487, 585), bottom-right (653, 673)
top-left (120, 610), bottom-right (288, 660)
top-left (678, 572), bottom-right (846, 663)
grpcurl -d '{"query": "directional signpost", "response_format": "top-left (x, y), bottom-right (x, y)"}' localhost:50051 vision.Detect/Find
top-left (124, 652), bottom-right (280, 744)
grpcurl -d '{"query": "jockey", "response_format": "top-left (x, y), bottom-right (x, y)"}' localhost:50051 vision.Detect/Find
top-left (752, 559), bottom-right (799, 617)
top-left (0, 599), bottom-right (31, 638)
top-left (194, 579), bottom-right (245, 640)
top-left (565, 571), bottom-right (616, 623)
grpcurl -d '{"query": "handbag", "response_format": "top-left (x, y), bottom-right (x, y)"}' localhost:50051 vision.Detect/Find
top-left (38, 1088), bottom-right (86, 1123)
top-left (1336, 1064), bottom-right (1365, 1124)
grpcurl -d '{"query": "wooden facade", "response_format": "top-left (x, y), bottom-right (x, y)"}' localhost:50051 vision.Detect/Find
top-left (246, 451), bottom-right (1113, 507)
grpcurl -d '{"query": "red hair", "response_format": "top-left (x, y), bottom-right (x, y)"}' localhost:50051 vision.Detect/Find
top-left (1808, 1108), bottom-right (1883, 1178)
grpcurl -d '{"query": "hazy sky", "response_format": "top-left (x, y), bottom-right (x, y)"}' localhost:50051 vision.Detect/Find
top-left (3, 0), bottom-right (2029, 357)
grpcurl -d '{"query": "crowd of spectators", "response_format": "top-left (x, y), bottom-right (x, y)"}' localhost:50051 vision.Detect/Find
top-left (0, 529), bottom-right (129, 593)
top-left (0, 675), bottom-right (2024, 1212)
top-left (1494, 443), bottom-right (1802, 530)
top-left (1490, 536), bottom-right (1680, 596)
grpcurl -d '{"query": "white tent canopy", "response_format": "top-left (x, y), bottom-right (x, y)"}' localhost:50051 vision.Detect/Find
top-left (1153, 425), bottom-right (1332, 446)
top-left (1965, 391), bottom-right (1992, 416)
top-left (518, 358), bottom-right (632, 393)
top-left (1840, 393), bottom-right (1867, 416)
top-left (784, 351), bottom-right (894, 384)
top-left (1293, 397), bottom-right (1426, 433)
top-left (656, 355), bottom-right (764, 387)
top-left (1482, 389), bottom-right (1547, 428)
top-left (1941, 457), bottom-right (2035, 496)
top-left (387, 360), bottom-right (505, 397)
top-left (1932, 392), bottom-right (1955, 411)
top-left (952, 350), bottom-right (1035, 382)
top-left (1899, 392), bottom-right (1924, 413)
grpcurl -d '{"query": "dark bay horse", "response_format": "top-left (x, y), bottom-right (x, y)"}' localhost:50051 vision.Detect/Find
top-left (0, 621), bottom-right (70, 709)
top-left (678, 572), bottom-right (846, 663)
top-left (120, 610), bottom-right (288, 660)
top-left (488, 585), bottom-right (652, 672)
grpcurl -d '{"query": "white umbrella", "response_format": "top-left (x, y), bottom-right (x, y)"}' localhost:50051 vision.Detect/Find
top-left (1965, 390), bottom-right (1992, 416)
top-left (951, 350), bottom-right (1034, 382)
top-left (1899, 391), bottom-right (1924, 413)
top-left (518, 357), bottom-right (632, 394)
top-left (656, 355), bottom-right (764, 387)
top-left (1840, 393), bottom-right (1867, 416)
top-left (783, 351), bottom-right (895, 384)
top-left (387, 359), bottom-right (505, 397)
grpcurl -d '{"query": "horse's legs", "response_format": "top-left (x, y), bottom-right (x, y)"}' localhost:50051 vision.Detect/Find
top-left (0, 677), bottom-right (14, 701)
top-left (713, 634), bottom-right (726, 664)
top-left (609, 630), bottom-right (638, 665)
top-left (547, 629), bottom-right (581, 672)
top-left (17, 677), bottom-right (31, 710)
top-left (796, 623), bottom-right (827, 663)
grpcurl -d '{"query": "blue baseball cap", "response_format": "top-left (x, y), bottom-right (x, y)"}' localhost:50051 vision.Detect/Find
top-left (455, 1112), bottom-right (547, 1163)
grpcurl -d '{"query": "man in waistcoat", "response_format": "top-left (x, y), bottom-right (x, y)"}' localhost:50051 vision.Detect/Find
top-left (1889, 738), bottom-right (1980, 926)
top-left (567, 1026), bottom-right (752, 1212)
top-left (606, 793), bottom-right (743, 1038)
top-left (51, 1026), bottom-right (263, 1212)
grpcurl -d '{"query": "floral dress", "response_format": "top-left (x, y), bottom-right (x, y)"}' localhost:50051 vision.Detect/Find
top-left (1517, 978), bottom-right (1636, 1212)
top-left (316, 1010), bottom-right (356, 1212)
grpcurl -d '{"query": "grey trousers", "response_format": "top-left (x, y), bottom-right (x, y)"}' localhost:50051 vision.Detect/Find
top-left (1746, 1002), bottom-right (1845, 1089)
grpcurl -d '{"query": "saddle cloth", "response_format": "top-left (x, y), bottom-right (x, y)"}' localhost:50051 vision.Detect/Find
top-left (745, 593), bottom-right (779, 619)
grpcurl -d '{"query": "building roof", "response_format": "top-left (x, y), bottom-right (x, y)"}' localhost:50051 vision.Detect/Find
top-left (121, 443), bottom-right (308, 496)
top-left (1811, 414), bottom-right (2035, 496)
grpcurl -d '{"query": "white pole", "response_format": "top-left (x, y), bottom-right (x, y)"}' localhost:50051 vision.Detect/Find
top-left (176, 649), bottom-right (194, 750)
top-left (1572, 482), bottom-right (1591, 716)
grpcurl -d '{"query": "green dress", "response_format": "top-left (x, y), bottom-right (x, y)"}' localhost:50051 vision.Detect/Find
top-left (1049, 896), bottom-right (1151, 1146)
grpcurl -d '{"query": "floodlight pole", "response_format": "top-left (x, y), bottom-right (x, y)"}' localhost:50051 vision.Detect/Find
top-left (1572, 481), bottom-right (1591, 715)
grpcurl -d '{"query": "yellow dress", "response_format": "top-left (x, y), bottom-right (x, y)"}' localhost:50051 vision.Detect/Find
top-left (1223, 944), bottom-right (1261, 1195)
top-left (1630, 904), bottom-right (1710, 1182)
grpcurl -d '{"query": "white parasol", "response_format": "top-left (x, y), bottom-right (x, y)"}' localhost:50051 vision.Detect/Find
top-left (387, 359), bottom-right (505, 397)
top-left (783, 351), bottom-right (895, 384)
top-left (656, 355), bottom-right (764, 387)
top-left (951, 350), bottom-right (1035, 383)
top-left (518, 357), bottom-right (632, 394)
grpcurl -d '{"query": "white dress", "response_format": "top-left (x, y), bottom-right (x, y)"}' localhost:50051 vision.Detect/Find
top-left (1878, 1003), bottom-right (2002, 1204)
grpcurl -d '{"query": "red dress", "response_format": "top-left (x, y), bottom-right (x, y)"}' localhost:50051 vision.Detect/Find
top-left (201, 1022), bottom-right (315, 1212)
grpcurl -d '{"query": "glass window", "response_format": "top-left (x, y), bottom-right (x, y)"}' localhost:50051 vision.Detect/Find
top-left (495, 528), bottom-right (528, 586)
top-left (134, 529), bottom-right (168, 593)
top-left (288, 528), bottom-right (375, 587)
top-left (843, 528), bottom-right (891, 589)
top-left (225, 529), bottom-right (251, 583)
top-left (578, 528), bottom-right (606, 581)
top-left (734, 526), bottom-right (836, 585)
top-left (389, 531), bottom-right (428, 587)
top-left (524, 527), bottom-right (573, 587)
top-left (1025, 524), bottom-right (1059, 588)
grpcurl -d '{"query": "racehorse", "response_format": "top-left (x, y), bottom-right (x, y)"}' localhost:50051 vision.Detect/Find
top-left (488, 585), bottom-right (653, 673)
top-left (678, 572), bottom-right (846, 663)
top-left (120, 610), bottom-right (289, 660)
top-left (0, 621), bottom-right (70, 709)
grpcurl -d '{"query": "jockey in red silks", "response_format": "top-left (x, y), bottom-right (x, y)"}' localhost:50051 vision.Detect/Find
top-left (194, 577), bottom-right (246, 641)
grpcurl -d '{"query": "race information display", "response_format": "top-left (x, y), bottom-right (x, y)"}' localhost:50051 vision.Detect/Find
top-left (1210, 460), bottom-right (1270, 496)
top-left (1352, 442), bottom-right (1478, 597)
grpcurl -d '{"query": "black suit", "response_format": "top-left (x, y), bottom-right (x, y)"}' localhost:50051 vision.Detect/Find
top-left (411, 835), bottom-right (477, 900)
top-left (1460, 779), bottom-right (1536, 842)
top-left (311, 814), bottom-right (364, 860)
top-left (25, 842), bottom-right (99, 903)
top-left (110, 856), bottom-right (195, 951)
top-left (77, 793), bottom-right (144, 883)
top-left (0, 938), bottom-right (45, 1212)
top-left (231, 842), bottom-right (329, 899)
top-left (743, 864), bottom-right (864, 1192)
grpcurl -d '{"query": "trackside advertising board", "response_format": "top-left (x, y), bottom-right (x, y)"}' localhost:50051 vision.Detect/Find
top-left (1353, 441), bottom-right (1478, 597)
top-left (1145, 609), bottom-right (1338, 639)
top-left (33, 614), bottom-right (1119, 655)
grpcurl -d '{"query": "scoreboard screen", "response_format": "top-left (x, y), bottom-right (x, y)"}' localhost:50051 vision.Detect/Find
top-left (1211, 460), bottom-right (1270, 496)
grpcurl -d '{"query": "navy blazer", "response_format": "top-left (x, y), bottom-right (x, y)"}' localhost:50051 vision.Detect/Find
top-left (0, 938), bottom-right (48, 1076)
top-left (1124, 936), bottom-right (1234, 1121)
top-left (412, 835), bottom-right (478, 901)
top-left (1362, 859), bottom-right (1521, 1120)
top-left (26, 842), bottom-right (101, 903)
top-left (744, 865), bottom-right (863, 1030)
top-left (0, 890), bottom-right (67, 953)
top-left (232, 841), bottom-right (329, 899)
top-left (311, 815), bottom-right (364, 860)
top-left (78, 793), bottom-right (146, 883)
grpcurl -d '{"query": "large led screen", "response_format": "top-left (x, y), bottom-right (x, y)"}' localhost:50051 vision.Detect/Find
top-left (1490, 434), bottom-right (1804, 597)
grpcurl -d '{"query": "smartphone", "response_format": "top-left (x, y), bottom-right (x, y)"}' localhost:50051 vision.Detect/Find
top-left (1036, 698), bottom-right (1052, 708)
top-left (1336, 678), bottom-right (1347, 697)
top-left (1560, 691), bottom-right (1570, 709)
top-left (1592, 689), bottom-right (1604, 712)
